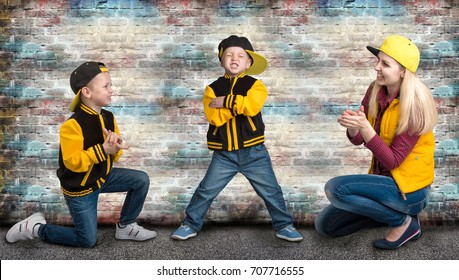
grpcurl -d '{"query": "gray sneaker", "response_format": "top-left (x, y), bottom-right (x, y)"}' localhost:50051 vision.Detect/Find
top-left (6, 212), bottom-right (46, 243)
top-left (115, 222), bottom-right (157, 241)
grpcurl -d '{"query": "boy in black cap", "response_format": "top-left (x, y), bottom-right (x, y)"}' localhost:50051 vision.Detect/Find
top-left (172, 35), bottom-right (303, 242)
top-left (6, 62), bottom-right (157, 247)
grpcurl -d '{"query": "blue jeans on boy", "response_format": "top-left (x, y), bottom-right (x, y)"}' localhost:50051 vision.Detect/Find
top-left (183, 144), bottom-right (294, 233)
top-left (37, 168), bottom-right (150, 247)
top-left (315, 174), bottom-right (430, 238)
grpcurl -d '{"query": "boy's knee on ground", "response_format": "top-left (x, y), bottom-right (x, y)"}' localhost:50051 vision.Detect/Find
top-left (78, 235), bottom-right (97, 248)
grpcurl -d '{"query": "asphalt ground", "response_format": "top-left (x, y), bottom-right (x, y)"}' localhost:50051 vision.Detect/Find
top-left (1, 224), bottom-right (458, 260)
top-left (2, 224), bottom-right (458, 280)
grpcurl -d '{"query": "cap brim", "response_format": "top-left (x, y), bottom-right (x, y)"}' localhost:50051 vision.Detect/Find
top-left (69, 91), bottom-right (81, 112)
top-left (245, 50), bottom-right (268, 75)
top-left (366, 46), bottom-right (380, 57)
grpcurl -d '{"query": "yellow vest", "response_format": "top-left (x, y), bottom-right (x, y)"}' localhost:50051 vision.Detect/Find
top-left (369, 99), bottom-right (435, 194)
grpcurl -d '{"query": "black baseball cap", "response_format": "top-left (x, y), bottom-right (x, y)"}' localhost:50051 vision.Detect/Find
top-left (69, 62), bottom-right (108, 112)
top-left (218, 35), bottom-right (268, 75)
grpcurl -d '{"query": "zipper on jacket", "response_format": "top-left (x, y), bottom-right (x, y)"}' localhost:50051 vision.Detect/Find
top-left (99, 114), bottom-right (112, 175)
top-left (231, 117), bottom-right (238, 150)
top-left (228, 75), bottom-right (239, 151)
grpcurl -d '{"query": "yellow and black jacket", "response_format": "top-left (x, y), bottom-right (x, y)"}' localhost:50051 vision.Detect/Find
top-left (203, 73), bottom-right (267, 151)
top-left (57, 103), bottom-right (122, 197)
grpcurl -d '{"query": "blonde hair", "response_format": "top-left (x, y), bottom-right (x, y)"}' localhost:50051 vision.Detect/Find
top-left (368, 71), bottom-right (437, 135)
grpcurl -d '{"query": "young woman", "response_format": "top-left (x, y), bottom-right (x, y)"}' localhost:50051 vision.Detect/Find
top-left (315, 35), bottom-right (437, 249)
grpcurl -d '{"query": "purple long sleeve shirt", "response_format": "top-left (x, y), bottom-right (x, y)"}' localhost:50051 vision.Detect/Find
top-left (348, 84), bottom-right (420, 177)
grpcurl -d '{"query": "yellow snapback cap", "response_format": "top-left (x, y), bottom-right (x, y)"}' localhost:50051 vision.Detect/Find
top-left (367, 35), bottom-right (420, 73)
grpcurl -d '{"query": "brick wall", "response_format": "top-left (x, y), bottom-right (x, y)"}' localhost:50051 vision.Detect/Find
top-left (0, 0), bottom-right (457, 227)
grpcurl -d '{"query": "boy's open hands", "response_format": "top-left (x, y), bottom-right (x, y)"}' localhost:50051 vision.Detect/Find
top-left (102, 128), bottom-right (129, 154)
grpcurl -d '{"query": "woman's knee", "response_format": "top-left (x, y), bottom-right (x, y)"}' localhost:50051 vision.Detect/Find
top-left (314, 217), bottom-right (328, 237)
top-left (314, 210), bottom-right (335, 238)
top-left (324, 177), bottom-right (343, 201)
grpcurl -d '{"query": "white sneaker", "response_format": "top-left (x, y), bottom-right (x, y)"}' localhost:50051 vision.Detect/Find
top-left (115, 222), bottom-right (157, 241)
top-left (6, 212), bottom-right (46, 243)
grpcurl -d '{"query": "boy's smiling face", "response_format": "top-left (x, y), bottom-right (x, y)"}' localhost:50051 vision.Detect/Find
top-left (220, 46), bottom-right (252, 77)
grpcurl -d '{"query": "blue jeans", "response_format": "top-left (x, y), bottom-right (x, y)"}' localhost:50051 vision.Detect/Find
top-left (38, 168), bottom-right (150, 247)
top-left (315, 174), bottom-right (430, 238)
top-left (183, 144), bottom-right (293, 232)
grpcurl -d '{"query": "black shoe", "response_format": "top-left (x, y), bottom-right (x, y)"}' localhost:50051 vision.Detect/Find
top-left (373, 217), bottom-right (420, 250)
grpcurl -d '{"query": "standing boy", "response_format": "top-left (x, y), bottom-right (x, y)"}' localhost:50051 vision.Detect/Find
top-left (6, 62), bottom-right (157, 247)
top-left (171, 35), bottom-right (303, 242)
